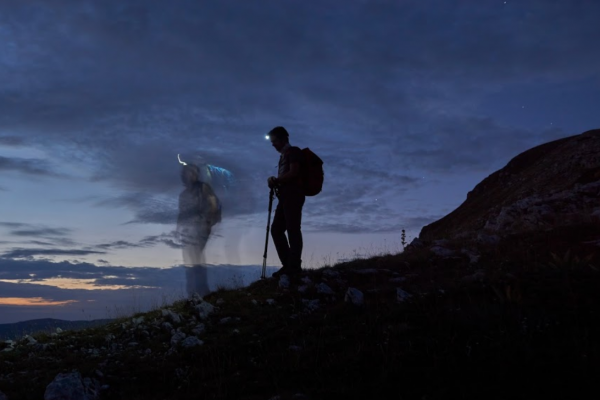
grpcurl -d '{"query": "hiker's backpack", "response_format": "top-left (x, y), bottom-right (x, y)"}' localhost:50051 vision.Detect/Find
top-left (300, 147), bottom-right (324, 196)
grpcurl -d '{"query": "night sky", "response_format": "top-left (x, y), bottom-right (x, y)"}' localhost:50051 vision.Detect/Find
top-left (1, 0), bottom-right (599, 323)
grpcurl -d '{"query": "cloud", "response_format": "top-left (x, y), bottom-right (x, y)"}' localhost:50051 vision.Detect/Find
top-left (305, 213), bottom-right (441, 234)
top-left (1, 248), bottom-right (106, 259)
top-left (0, 220), bottom-right (181, 261)
top-left (94, 233), bottom-right (182, 250)
top-left (139, 233), bottom-right (182, 250)
top-left (0, 223), bottom-right (78, 248)
top-left (0, 222), bottom-right (28, 229)
top-left (0, 0), bottom-right (598, 269)
top-left (0, 258), bottom-right (274, 323)
top-left (0, 136), bottom-right (25, 146)
top-left (3, 0), bottom-right (596, 168)
top-left (0, 156), bottom-right (64, 177)
top-left (0, 258), bottom-right (173, 283)
top-left (95, 240), bottom-right (145, 250)
top-left (386, 117), bottom-right (570, 174)
top-left (10, 227), bottom-right (71, 237)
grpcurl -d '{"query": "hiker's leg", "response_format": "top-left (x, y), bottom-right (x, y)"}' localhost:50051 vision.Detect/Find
top-left (271, 201), bottom-right (290, 267)
top-left (185, 264), bottom-right (210, 297)
top-left (284, 193), bottom-right (305, 269)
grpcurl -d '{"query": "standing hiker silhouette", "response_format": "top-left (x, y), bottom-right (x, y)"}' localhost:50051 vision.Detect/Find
top-left (176, 161), bottom-right (221, 297)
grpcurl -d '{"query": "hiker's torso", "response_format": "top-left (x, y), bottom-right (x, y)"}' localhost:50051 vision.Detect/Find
top-left (178, 183), bottom-right (218, 224)
top-left (278, 144), bottom-right (303, 190)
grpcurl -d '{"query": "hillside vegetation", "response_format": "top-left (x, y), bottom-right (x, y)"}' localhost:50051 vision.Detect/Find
top-left (1, 224), bottom-right (599, 400)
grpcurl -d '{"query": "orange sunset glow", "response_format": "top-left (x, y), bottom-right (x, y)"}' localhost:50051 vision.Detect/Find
top-left (0, 297), bottom-right (78, 306)
top-left (0, 278), bottom-right (157, 291)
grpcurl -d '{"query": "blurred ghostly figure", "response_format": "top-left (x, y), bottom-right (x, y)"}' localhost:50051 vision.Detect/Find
top-left (176, 162), bottom-right (221, 297)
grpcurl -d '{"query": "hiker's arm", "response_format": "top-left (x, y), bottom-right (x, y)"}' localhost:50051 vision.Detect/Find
top-left (201, 184), bottom-right (219, 221)
top-left (275, 161), bottom-right (300, 185)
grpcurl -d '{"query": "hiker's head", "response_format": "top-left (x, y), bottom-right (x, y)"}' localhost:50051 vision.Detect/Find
top-left (181, 164), bottom-right (200, 186)
top-left (268, 126), bottom-right (289, 152)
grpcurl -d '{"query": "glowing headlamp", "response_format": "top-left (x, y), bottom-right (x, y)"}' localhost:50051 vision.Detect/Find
top-left (265, 135), bottom-right (270, 140)
top-left (177, 154), bottom-right (187, 166)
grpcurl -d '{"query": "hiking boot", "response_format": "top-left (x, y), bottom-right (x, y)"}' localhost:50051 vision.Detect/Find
top-left (272, 266), bottom-right (290, 278)
top-left (272, 265), bottom-right (302, 278)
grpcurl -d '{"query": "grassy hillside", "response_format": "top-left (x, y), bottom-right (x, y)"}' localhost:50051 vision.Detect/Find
top-left (1, 226), bottom-right (599, 399)
top-left (0, 319), bottom-right (113, 341)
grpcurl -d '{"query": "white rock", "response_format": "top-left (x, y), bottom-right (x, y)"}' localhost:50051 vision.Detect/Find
top-left (461, 248), bottom-right (480, 264)
top-left (188, 293), bottom-right (203, 305)
top-left (161, 309), bottom-right (182, 324)
top-left (302, 299), bottom-right (320, 312)
top-left (396, 288), bottom-right (413, 302)
top-left (278, 275), bottom-right (290, 288)
top-left (344, 288), bottom-right (364, 306)
top-left (192, 323), bottom-right (206, 335)
top-left (429, 246), bottom-right (455, 257)
top-left (266, 299), bottom-right (276, 305)
top-left (297, 285), bottom-right (308, 293)
top-left (196, 301), bottom-right (215, 319)
top-left (322, 269), bottom-right (340, 278)
top-left (316, 283), bottom-right (335, 294)
top-left (219, 317), bottom-right (231, 324)
top-left (251, 299), bottom-right (258, 305)
top-left (131, 316), bottom-right (145, 326)
top-left (170, 331), bottom-right (186, 345)
top-left (181, 336), bottom-right (204, 348)
top-left (24, 335), bottom-right (37, 346)
top-left (301, 276), bottom-right (313, 284)
top-left (56, 327), bottom-right (63, 334)
top-left (44, 371), bottom-right (99, 400)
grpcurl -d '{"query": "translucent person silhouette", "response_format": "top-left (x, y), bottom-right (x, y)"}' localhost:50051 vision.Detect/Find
top-left (176, 163), bottom-right (221, 298)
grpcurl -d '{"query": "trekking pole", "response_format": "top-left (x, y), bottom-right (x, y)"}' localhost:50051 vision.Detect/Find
top-left (261, 188), bottom-right (275, 279)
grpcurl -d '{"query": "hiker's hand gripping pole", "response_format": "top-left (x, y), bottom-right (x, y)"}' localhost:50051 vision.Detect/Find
top-left (261, 188), bottom-right (275, 279)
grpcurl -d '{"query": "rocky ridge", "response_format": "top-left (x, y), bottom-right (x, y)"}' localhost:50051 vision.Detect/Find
top-left (420, 129), bottom-right (600, 242)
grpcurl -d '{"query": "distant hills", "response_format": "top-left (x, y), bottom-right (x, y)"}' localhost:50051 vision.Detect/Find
top-left (0, 318), bottom-right (112, 341)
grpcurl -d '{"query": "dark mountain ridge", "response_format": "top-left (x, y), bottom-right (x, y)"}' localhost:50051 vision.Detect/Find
top-left (420, 129), bottom-right (600, 242)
